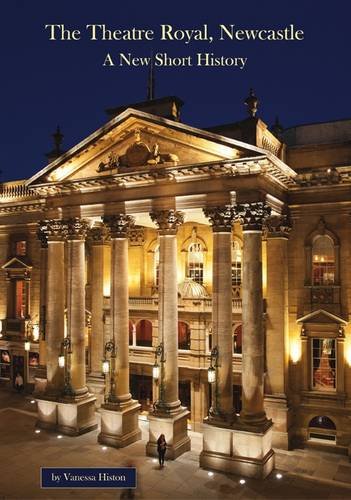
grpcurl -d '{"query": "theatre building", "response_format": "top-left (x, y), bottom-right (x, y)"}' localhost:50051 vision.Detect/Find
top-left (0, 92), bottom-right (351, 477)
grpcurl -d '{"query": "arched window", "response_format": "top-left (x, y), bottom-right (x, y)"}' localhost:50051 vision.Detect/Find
top-left (187, 242), bottom-right (204, 284)
top-left (154, 245), bottom-right (160, 288)
top-left (136, 320), bottom-right (153, 347)
top-left (312, 235), bottom-right (335, 285)
top-left (309, 416), bottom-right (336, 430)
top-left (178, 321), bottom-right (191, 350)
top-left (232, 239), bottom-right (242, 287)
top-left (233, 324), bottom-right (242, 354)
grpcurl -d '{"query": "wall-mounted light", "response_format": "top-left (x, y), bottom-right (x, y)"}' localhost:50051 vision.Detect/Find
top-left (345, 345), bottom-right (351, 367)
top-left (102, 359), bottom-right (110, 374)
top-left (290, 339), bottom-right (301, 364)
top-left (24, 340), bottom-right (31, 352)
top-left (58, 354), bottom-right (65, 368)
top-left (152, 361), bottom-right (160, 381)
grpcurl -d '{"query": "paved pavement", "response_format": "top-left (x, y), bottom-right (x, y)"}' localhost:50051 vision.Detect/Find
top-left (1, 391), bottom-right (351, 499)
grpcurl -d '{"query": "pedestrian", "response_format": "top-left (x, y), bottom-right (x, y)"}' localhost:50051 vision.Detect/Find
top-left (157, 433), bottom-right (167, 468)
top-left (15, 372), bottom-right (24, 393)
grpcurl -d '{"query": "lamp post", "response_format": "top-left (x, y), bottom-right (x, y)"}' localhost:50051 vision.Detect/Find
top-left (152, 342), bottom-right (166, 412)
top-left (207, 346), bottom-right (219, 417)
top-left (58, 337), bottom-right (74, 397)
top-left (102, 339), bottom-right (117, 404)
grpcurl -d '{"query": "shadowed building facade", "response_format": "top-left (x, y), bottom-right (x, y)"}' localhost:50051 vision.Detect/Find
top-left (0, 93), bottom-right (351, 476)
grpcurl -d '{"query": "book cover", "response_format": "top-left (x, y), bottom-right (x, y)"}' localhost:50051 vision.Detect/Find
top-left (0, 1), bottom-right (350, 499)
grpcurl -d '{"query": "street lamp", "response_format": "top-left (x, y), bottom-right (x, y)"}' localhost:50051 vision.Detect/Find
top-left (152, 342), bottom-right (166, 412)
top-left (102, 339), bottom-right (117, 404)
top-left (208, 346), bottom-right (219, 417)
top-left (59, 337), bottom-right (74, 397)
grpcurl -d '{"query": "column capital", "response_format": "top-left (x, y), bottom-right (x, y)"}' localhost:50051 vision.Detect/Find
top-left (87, 224), bottom-right (108, 245)
top-left (40, 219), bottom-right (68, 242)
top-left (150, 209), bottom-right (184, 235)
top-left (203, 205), bottom-right (236, 232)
top-left (236, 202), bottom-right (271, 231)
top-left (265, 214), bottom-right (292, 239)
top-left (66, 217), bottom-right (89, 240)
top-left (103, 214), bottom-right (135, 238)
top-left (37, 221), bottom-right (49, 248)
top-left (129, 226), bottom-right (145, 246)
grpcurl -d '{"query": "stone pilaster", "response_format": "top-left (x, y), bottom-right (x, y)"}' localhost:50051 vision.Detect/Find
top-left (265, 214), bottom-right (293, 449)
top-left (146, 209), bottom-right (190, 459)
top-left (98, 214), bottom-right (141, 448)
top-left (203, 205), bottom-right (236, 422)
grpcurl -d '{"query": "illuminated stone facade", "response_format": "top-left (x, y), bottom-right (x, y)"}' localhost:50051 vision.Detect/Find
top-left (0, 96), bottom-right (351, 475)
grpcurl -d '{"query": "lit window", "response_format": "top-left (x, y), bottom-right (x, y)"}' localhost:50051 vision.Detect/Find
top-left (187, 242), bottom-right (204, 284)
top-left (232, 240), bottom-right (242, 287)
top-left (312, 235), bottom-right (335, 285)
top-left (15, 240), bottom-right (26, 256)
top-left (312, 338), bottom-right (336, 391)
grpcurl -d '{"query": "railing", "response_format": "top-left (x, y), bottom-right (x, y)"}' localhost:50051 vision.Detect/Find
top-left (0, 181), bottom-right (35, 200)
top-left (127, 296), bottom-right (242, 311)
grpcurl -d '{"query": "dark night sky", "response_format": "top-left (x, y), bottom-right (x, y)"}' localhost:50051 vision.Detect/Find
top-left (0, 0), bottom-right (350, 182)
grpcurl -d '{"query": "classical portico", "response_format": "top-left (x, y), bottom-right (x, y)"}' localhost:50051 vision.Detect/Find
top-left (0, 98), bottom-right (317, 477)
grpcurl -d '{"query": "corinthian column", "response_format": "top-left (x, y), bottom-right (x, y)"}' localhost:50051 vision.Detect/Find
top-left (203, 205), bottom-right (236, 421)
top-left (42, 220), bottom-right (67, 395)
top-left (66, 218), bottom-right (89, 398)
top-left (98, 214), bottom-right (141, 448)
top-left (37, 223), bottom-right (48, 369)
top-left (237, 202), bottom-right (271, 427)
top-left (88, 225), bottom-right (107, 376)
top-left (146, 209), bottom-right (190, 459)
top-left (150, 209), bottom-right (184, 413)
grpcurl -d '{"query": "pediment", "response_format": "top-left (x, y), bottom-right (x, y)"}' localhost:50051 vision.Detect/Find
top-left (26, 109), bottom-right (265, 186)
top-left (2, 256), bottom-right (32, 270)
top-left (297, 309), bottom-right (347, 325)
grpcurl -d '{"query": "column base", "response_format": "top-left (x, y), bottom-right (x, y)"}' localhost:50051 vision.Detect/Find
top-left (146, 408), bottom-right (191, 460)
top-left (36, 398), bottom-right (57, 430)
top-left (57, 395), bottom-right (97, 436)
top-left (87, 373), bottom-right (106, 408)
top-left (200, 420), bottom-right (275, 479)
top-left (264, 394), bottom-right (293, 450)
top-left (98, 400), bottom-right (141, 448)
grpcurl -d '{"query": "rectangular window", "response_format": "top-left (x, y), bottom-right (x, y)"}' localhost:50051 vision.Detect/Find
top-left (188, 264), bottom-right (203, 284)
top-left (15, 240), bottom-right (27, 256)
top-left (312, 338), bottom-right (336, 391)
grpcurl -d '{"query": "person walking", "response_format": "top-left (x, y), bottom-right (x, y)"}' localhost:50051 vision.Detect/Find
top-left (157, 434), bottom-right (167, 468)
top-left (14, 372), bottom-right (24, 393)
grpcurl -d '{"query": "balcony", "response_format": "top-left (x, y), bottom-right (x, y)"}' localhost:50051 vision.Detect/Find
top-left (103, 296), bottom-right (242, 313)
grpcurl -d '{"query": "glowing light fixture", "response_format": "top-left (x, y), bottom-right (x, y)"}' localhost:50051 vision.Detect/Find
top-left (276, 473), bottom-right (283, 479)
top-left (35, 429), bottom-right (41, 434)
top-left (58, 354), bottom-right (65, 368)
top-left (57, 435), bottom-right (63, 439)
top-left (239, 479), bottom-right (246, 485)
top-left (290, 340), bottom-right (301, 364)
top-left (24, 341), bottom-right (31, 352)
top-left (152, 361), bottom-right (160, 381)
top-left (102, 359), bottom-right (110, 374)
top-left (207, 365), bottom-right (216, 383)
